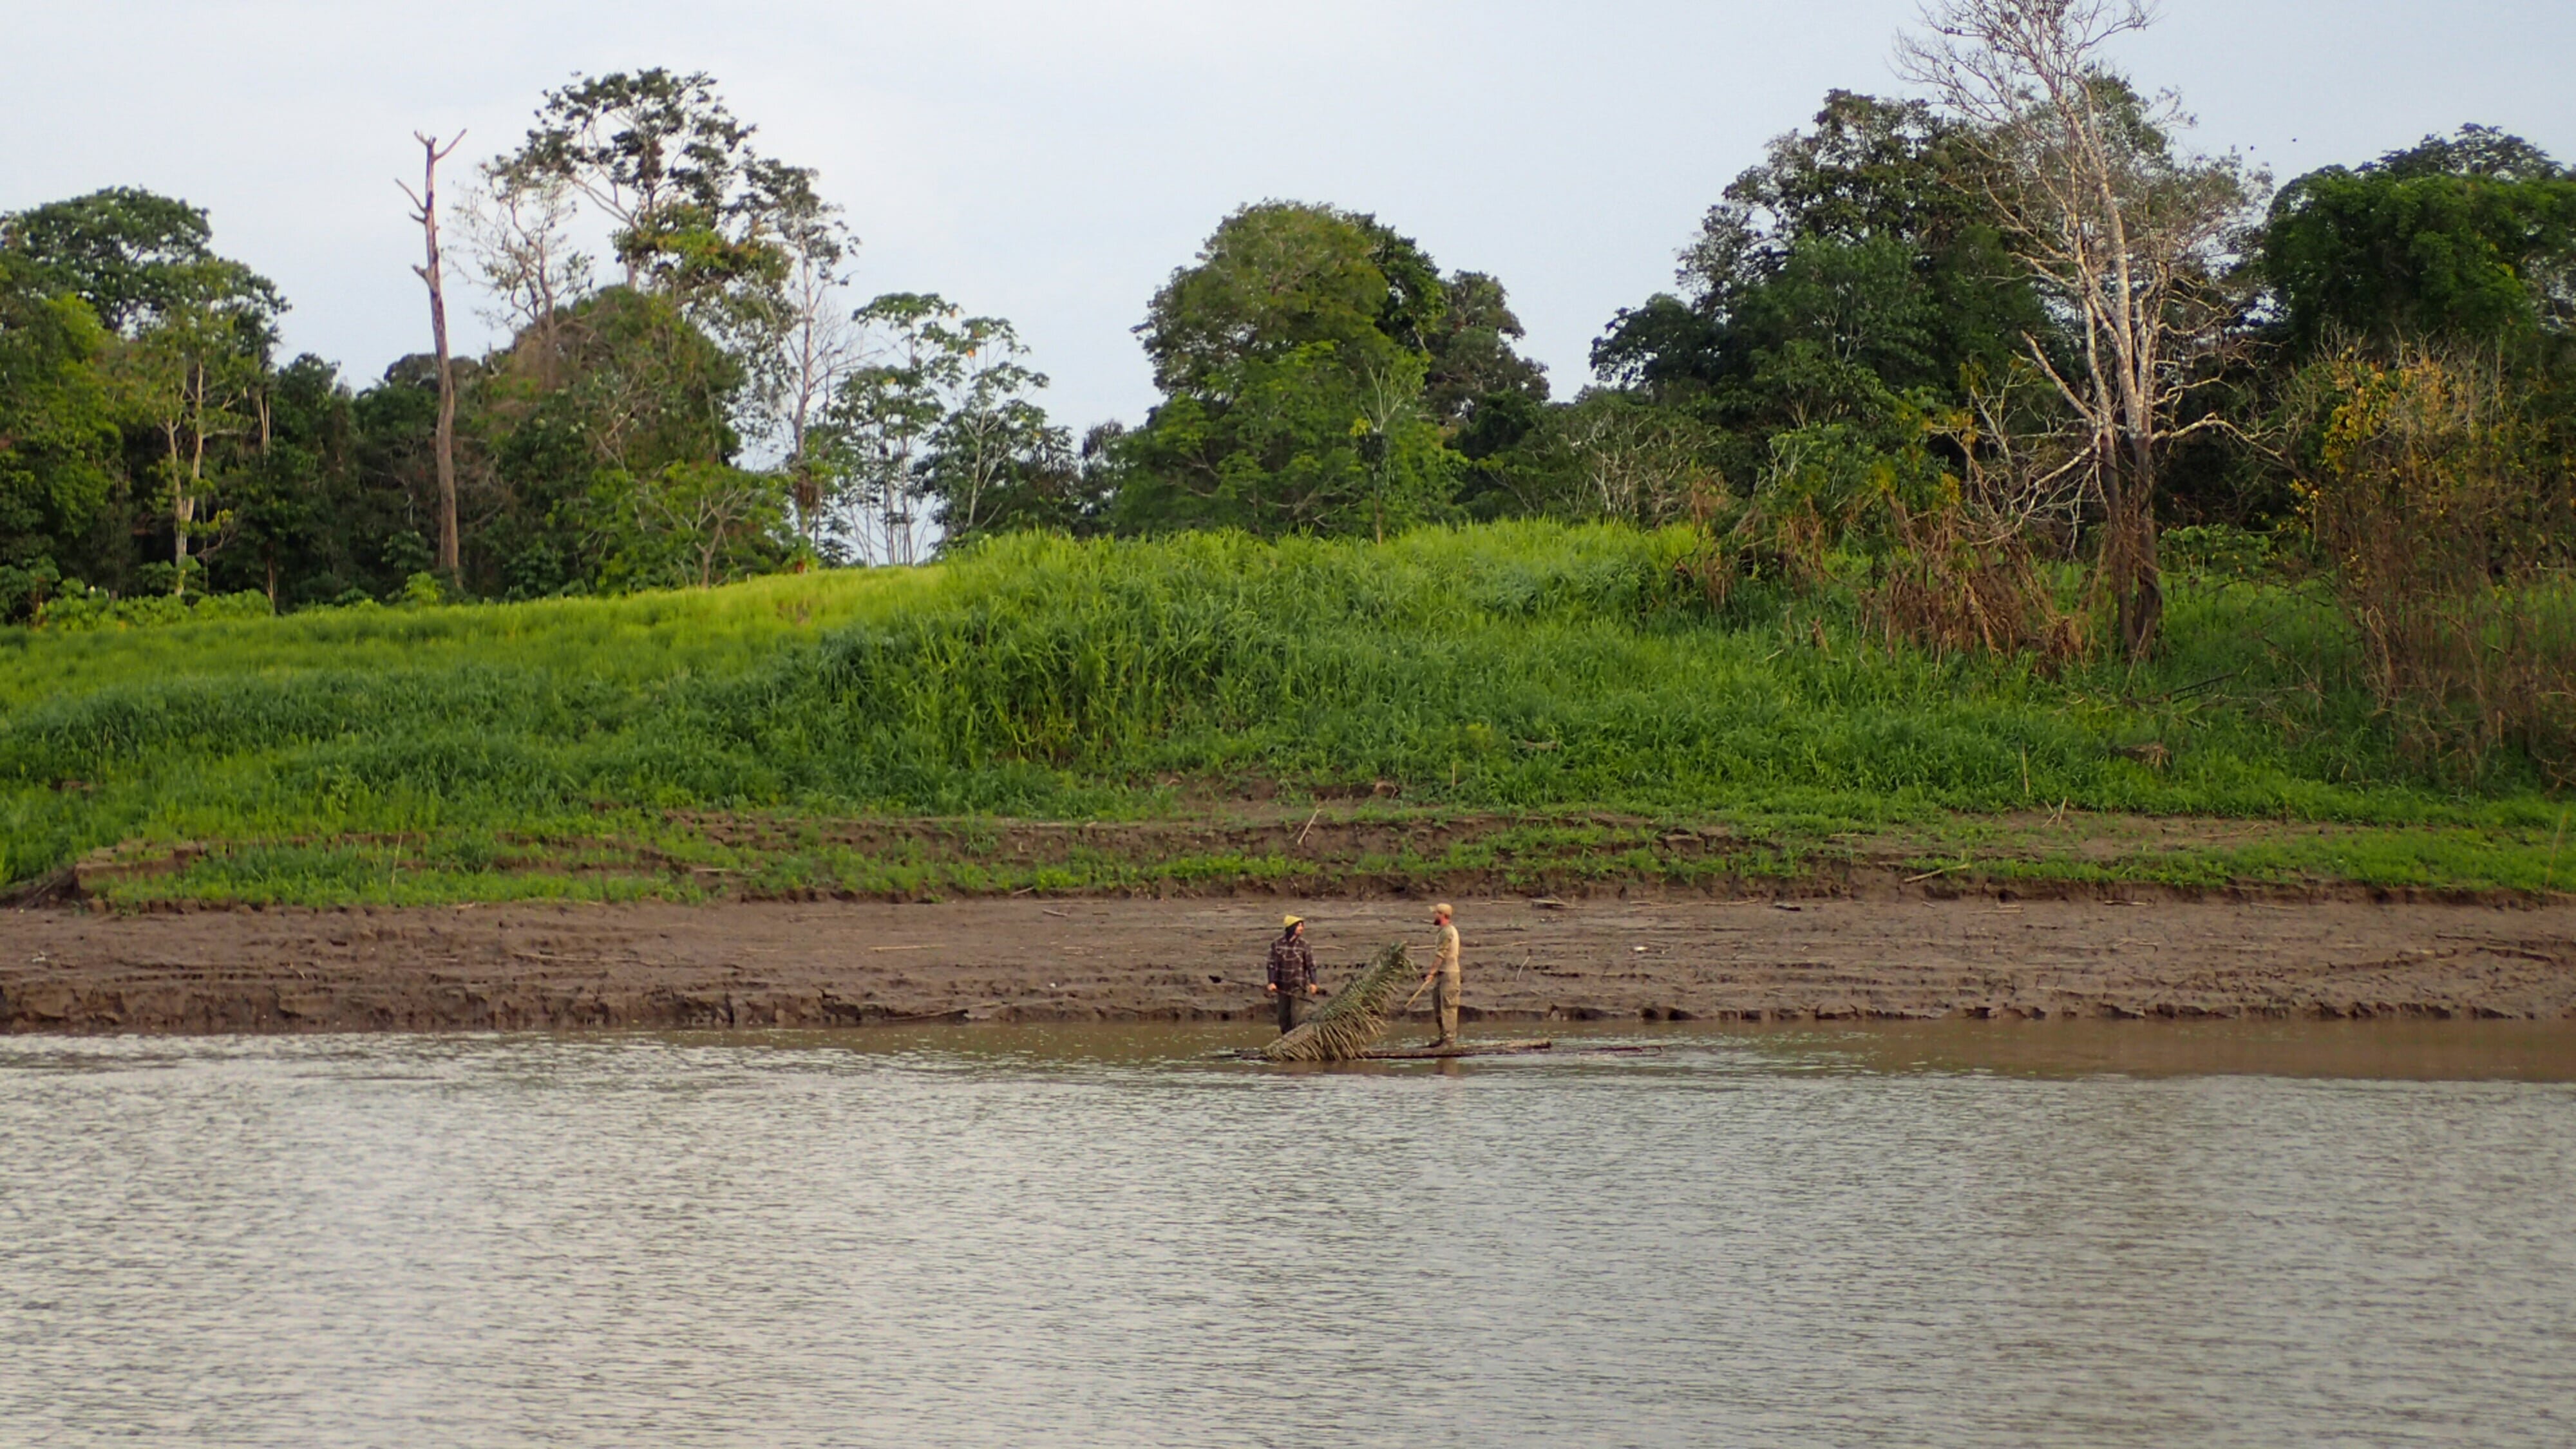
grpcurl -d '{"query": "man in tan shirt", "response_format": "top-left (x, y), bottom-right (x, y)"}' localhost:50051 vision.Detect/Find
top-left (1421, 902), bottom-right (1463, 1047)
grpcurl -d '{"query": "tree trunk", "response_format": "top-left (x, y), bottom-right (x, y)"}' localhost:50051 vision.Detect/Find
top-left (2119, 431), bottom-right (2164, 658)
top-left (164, 422), bottom-right (187, 595)
top-left (2116, 498), bottom-right (2163, 659)
top-left (2099, 437), bottom-right (2163, 658)
top-left (405, 131), bottom-right (466, 581)
top-left (174, 364), bottom-right (206, 598)
top-left (173, 489), bottom-right (193, 595)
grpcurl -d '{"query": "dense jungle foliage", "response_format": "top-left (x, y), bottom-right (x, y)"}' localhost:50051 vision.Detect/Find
top-left (5, 3), bottom-right (2574, 900)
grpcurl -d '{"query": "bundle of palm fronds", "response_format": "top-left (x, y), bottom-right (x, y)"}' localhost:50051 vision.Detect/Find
top-left (1259, 943), bottom-right (1414, 1063)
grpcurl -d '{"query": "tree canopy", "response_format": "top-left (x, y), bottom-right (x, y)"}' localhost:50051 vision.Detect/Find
top-left (1591, 91), bottom-right (2051, 491)
top-left (1112, 200), bottom-right (1545, 539)
top-left (3, 49), bottom-right (2571, 666)
top-left (2261, 126), bottom-right (2576, 352)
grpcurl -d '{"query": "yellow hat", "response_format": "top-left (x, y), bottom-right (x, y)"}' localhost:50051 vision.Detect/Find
top-left (1283, 914), bottom-right (1304, 927)
top-left (1433, 902), bottom-right (1453, 917)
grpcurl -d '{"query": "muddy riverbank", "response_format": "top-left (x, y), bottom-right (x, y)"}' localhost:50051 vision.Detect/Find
top-left (8, 893), bottom-right (2575, 1033)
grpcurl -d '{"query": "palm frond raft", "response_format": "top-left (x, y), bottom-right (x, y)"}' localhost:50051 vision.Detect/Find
top-left (1258, 942), bottom-right (1414, 1063)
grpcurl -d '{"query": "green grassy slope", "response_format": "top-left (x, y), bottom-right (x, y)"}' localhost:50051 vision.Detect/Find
top-left (4, 522), bottom-right (2564, 903)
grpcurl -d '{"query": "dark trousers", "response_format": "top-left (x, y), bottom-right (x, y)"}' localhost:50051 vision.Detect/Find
top-left (1276, 989), bottom-right (1299, 1035)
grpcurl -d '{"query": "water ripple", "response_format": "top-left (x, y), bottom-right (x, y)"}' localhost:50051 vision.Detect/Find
top-left (3, 1027), bottom-right (2572, 1447)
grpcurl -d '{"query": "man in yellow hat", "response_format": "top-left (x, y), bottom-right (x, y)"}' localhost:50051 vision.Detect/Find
top-left (1420, 902), bottom-right (1462, 1047)
top-left (1265, 914), bottom-right (1323, 1035)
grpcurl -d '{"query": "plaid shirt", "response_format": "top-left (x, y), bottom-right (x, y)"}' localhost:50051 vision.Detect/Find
top-left (1266, 933), bottom-right (1316, 990)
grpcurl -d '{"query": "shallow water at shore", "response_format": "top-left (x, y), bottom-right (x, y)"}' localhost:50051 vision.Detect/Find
top-left (5, 1023), bottom-right (2574, 1446)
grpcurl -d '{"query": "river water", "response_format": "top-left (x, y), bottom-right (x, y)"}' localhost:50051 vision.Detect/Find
top-left (5, 1022), bottom-right (2573, 1447)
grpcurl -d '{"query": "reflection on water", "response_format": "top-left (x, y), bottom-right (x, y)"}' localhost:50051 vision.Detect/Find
top-left (3, 1023), bottom-right (2573, 1448)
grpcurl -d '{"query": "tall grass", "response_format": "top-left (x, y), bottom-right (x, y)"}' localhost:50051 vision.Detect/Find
top-left (0, 520), bottom-right (2558, 888)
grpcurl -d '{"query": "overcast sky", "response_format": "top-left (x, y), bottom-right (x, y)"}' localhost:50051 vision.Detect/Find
top-left (6, 1), bottom-right (2571, 430)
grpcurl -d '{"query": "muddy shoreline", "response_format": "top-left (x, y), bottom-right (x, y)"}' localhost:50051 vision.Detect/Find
top-left (8, 893), bottom-right (2576, 1034)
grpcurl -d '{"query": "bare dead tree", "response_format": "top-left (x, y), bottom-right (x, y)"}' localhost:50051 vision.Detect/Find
top-left (399, 129), bottom-right (468, 578)
top-left (455, 162), bottom-right (592, 388)
top-left (1899, 0), bottom-right (2260, 656)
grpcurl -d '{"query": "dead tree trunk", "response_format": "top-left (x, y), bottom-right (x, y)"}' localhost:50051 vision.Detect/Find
top-left (400, 130), bottom-right (467, 581)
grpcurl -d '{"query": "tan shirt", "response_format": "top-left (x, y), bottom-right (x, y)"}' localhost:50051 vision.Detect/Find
top-left (1432, 922), bottom-right (1461, 980)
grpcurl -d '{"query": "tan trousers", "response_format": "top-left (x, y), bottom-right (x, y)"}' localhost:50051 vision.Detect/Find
top-left (1432, 969), bottom-right (1459, 1045)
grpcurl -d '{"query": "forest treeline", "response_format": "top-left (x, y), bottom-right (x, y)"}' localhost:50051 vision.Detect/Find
top-left (5, 4), bottom-right (2573, 710)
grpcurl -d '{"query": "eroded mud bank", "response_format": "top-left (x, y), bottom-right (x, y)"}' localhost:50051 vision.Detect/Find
top-left (9, 893), bottom-right (2575, 1034)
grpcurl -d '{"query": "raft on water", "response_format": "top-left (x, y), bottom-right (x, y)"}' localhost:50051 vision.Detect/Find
top-left (1258, 942), bottom-right (1416, 1062)
top-left (1249, 947), bottom-right (1660, 1063)
top-left (1233, 1038), bottom-right (1658, 1063)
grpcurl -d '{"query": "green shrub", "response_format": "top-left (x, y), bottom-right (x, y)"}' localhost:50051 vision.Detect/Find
top-left (30, 587), bottom-right (271, 632)
top-left (2163, 523), bottom-right (2278, 582)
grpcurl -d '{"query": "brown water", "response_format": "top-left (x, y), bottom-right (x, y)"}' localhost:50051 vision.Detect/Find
top-left (4, 1021), bottom-right (2573, 1446)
